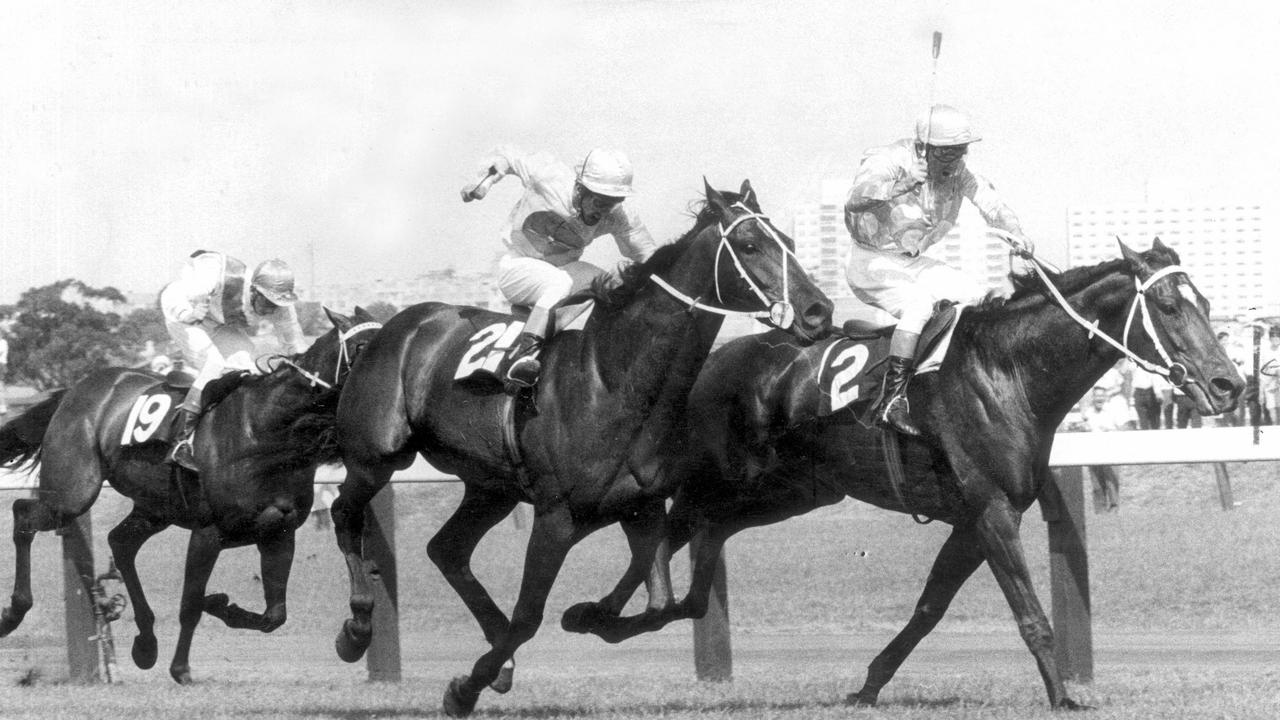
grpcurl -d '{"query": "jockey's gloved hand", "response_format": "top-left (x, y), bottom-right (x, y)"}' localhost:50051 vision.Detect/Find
top-left (1010, 234), bottom-right (1036, 258)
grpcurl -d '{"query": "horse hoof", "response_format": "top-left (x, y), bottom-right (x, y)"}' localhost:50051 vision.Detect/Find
top-left (846, 691), bottom-right (877, 707)
top-left (489, 660), bottom-right (514, 694)
top-left (334, 620), bottom-right (369, 663)
top-left (1058, 698), bottom-right (1093, 711)
top-left (170, 666), bottom-right (193, 685)
top-left (131, 634), bottom-right (158, 669)
top-left (443, 675), bottom-right (479, 718)
top-left (560, 601), bottom-right (607, 633)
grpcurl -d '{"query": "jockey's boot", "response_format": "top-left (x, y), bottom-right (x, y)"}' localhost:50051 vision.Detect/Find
top-left (166, 406), bottom-right (201, 472)
top-left (503, 332), bottom-right (544, 389)
top-left (878, 355), bottom-right (921, 437)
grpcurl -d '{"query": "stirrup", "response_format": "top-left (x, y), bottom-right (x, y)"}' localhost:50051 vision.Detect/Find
top-left (881, 395), bottom-right (921, 437)
top-left (505, 356), bottom-right (541, 389)
top-left (167, 438), bottom-right (198, 472)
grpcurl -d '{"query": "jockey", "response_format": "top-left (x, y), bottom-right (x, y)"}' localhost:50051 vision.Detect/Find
top-left (159, 251), bottom-right (306, 471)
top-left (844, 104), bottom-right (1030, 436)
top-left (461, 146), bottom-right (658, 388)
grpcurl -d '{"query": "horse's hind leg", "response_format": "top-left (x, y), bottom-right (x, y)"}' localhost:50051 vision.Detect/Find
top-left (427, 484), bottom-right (519, 691)
top-left (106, 508), bottom-right (171, 669)
top-left (0, 498), bottom-right (64, 636)
top-left (848, 524), bottom-right (984, 707)
top-left (168, 525), bottom-right (223, 684)
top-left (204, 532), bottom-right (295, 632)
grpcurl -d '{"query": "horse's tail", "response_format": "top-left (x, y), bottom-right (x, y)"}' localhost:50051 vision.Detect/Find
top-left (0, 390), bottom-right (67, 470)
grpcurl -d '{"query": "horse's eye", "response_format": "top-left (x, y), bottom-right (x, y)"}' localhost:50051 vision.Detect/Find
top-left (740, 242), bottom-right (759, 254)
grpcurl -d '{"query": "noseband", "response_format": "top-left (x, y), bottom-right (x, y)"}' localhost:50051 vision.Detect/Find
top-left (275, 321), bottom-right (383, 390)
top-left (649, 201), bottom-right (798, 328)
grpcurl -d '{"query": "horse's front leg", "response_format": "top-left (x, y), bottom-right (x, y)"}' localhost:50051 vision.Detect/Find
top-left (105, 508), bottom-right (171, 669)
top-left (330, 464), bottom-right (393, 663)
top-left (203, 532), bottom-right (295, 632)
top-left (561, 497), bottom-right (669, 634)
top-left (168, 525), bottom-right (223, 684)
top-left (0, 498), bottom-right (64, 637)
top-left (848, 524), bottom-right (984, 706)
top-left (443, 502), bottom-right (582, 718)
top-left (975, 499), bottom-right (1087, 710)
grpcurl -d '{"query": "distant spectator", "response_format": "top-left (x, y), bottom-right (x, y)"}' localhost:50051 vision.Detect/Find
top-left (0, 330), bottom-right (8, 416)
top-left (1170, 386), bottom-right (1202, 429)
top-left (1130, 367), bottom-right (1168, 430)
top-left (1263, 325), bottom-right (1280, 425)
top-left (1075, 385), bottom-right (1134, 512)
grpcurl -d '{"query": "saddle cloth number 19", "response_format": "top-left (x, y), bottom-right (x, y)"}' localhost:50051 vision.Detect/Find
top-left (121, 393), bottom-right (174, 446)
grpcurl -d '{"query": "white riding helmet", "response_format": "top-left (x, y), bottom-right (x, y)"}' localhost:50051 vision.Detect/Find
top-left (251, 259), bottom-right (299, 307)
top-left (576, 148), bottom-right (636, 198)
top-left (915, 105), bottom-right (982, 147)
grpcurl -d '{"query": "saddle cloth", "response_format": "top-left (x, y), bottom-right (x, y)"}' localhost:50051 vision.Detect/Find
top-left (453, 300), bottom-right (594, 383)
top-left (118, 383), bottom-right (186, 448)
top-left (817, 304), bottom-right (964, 416)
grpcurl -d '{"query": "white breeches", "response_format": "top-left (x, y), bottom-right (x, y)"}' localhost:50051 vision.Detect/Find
top-left (497, 254), bottom-right (607, 309)
top-left (845, 243), bottom-right (986, 335)
top-left (166, 319), bottom-right (257, 393)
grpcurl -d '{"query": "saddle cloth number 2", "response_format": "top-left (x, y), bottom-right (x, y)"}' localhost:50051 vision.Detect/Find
top-left (456, 321), bottom-right (525, 380)
top-left (121, 393), bottom-right (173, 446)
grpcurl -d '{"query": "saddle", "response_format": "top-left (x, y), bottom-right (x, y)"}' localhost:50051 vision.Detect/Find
top-left (818, 302), bottom-right (963, 416)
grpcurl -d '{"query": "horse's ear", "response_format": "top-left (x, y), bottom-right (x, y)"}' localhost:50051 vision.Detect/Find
top-left (704, 177), bottom-right (731, 217)
top-left (353, 305), bottom-right (377, 323)
top-left (1151, 236), bottom-right (1169, 253)
top-left (1116, 237), bottom-right (1149, 275)
top-left (738, 179), bottom-right (759, 211)
top-left (324, 306), bottom-right (352, 331)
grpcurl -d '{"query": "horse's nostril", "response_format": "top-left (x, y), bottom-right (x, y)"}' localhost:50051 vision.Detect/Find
top-left (1211, 377), bottom-right (1242, 399)
top-left (804, 302), bottom-right (833, 329)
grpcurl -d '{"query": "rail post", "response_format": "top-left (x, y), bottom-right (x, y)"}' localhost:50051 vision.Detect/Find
top-left (1039, 467), bottom-right (1094, 682)
top-left (690, 538), bottom-right (732, 682)
top-left (364, 484), bottom-right (401, 681)
top-left (59, 512), bottom-right (100, 683)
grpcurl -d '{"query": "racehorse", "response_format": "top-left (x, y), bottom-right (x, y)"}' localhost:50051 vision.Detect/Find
top-left (329, 180), bottom-right (833, 716)
top-left (562, 238), bottom-right (1244, 709)
top-left (0, 307), bottom-right (381, 683)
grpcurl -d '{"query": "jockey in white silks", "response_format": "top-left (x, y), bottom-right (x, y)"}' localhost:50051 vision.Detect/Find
top-left (844, 105), bottom-right (1031, 436)
top-left (159, 251), bottom-right (306, 471)
top-left (460, 146), bottom-right (658, 388)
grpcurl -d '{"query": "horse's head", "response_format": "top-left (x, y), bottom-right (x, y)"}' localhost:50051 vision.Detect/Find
top-left (1118, 237), bottom-right (1244, 414)
top-left (656, 179), bottom-right (833, 343)
top-left (295, 306), bottom-right (383, 389)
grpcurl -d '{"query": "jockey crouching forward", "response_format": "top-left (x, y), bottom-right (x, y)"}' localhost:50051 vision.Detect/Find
top-left (160, 251), bottom-right (306, 471)
top-left (845, 105), bottom-right (1031, 436)
top-left (461, 146), bottom-right (658, 389)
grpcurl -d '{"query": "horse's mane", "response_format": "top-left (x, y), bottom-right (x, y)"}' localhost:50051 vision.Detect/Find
top-left (589, 195), bottom-right (740, 310)
top-left (232, 354), bottom-right (345, 475)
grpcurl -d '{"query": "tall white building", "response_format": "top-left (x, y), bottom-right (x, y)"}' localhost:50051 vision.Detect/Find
top-left (1066, 203), bottom-right (1277, 320)
top-left (789, 179), bottom-right (1016, 301)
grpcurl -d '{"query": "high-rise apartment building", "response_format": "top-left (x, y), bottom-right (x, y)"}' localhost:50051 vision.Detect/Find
top-left (1066, 203), bottom-right (1276, 320)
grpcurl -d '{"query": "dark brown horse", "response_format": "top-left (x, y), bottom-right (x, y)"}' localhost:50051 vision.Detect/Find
top-left (563, 239), bottom-right (1243, 709)
top-left (329, 181), bottom-right (833, 716)
top-left (0, 307), bottom-right (381, 683)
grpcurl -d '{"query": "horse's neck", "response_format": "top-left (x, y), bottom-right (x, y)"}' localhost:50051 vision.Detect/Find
top-left (988, 273), bottom-right (1136, 423)
top-left (590, 284), bottom-right (725, 394)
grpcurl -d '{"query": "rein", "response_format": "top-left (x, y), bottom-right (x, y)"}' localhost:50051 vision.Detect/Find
top-left (649, 202), bottom-right (797, 329)
top-left (268, 320), bottom-right (384, 391)
top-left (992, 229), bottom-right (1192, 388)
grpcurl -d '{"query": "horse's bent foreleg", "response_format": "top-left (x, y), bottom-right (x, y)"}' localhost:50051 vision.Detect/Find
top-left (443, 502), bottom-right (580, 718)
top-left (0, 498), bottom-right (63, 637)
top-left (168, 525), bottom-right (223, 684)
top-left (561, 498), bottom-right (668, 633)
top-left (427, 485), bottom-right (519, 644)
top-left (848, 525), bottom-right (985, 706)
top-left (330, 466), bottom-right (392, 662)
top-left (203, 532), bottom-right (295, 632)
top-left (106, 508), bottom-right (171, 669)
top-left (975, 499), bottom-right (1085, 710)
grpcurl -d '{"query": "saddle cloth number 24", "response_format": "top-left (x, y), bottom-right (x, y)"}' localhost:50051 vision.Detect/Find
top-left (455, 321), bottom-right (526, 380)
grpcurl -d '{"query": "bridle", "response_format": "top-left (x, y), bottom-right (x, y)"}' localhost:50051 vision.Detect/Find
top-left (1008, 234), bottom-right (1194, 388)
top-left (272, 321), bottom-right (383, 390)
top-left (649, 201), bottom-right (798, 329)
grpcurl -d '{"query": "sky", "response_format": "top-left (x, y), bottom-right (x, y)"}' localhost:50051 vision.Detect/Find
top-left (2, 0), bottom-right (1279, 305)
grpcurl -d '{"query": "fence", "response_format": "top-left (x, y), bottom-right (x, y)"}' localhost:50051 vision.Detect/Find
top-left (3, 425), bottom-right (1278, 684)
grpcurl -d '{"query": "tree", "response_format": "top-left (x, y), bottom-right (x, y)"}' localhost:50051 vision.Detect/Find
top-left (5, 279), bottom-right (146, 390)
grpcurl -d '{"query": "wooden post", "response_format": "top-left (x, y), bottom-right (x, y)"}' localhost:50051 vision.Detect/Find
top-left (1039, 467), bottom-right (1093, 683)
top-left (60, 513), bottom-right (100, 683)
top-left (364, 485), bottom-right (401, 682)
top-left (1212, 463), bottom-right (1236, 510)
top-left (690, 538), bottom-right (732, 682)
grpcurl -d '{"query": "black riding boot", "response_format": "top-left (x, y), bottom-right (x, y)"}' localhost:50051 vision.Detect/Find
top-left (878, 355), bottom-right (921, 437)
top-left (503, 332), bottom-right (544, 389)
top-left (166, 407), bottom-right (201, 472)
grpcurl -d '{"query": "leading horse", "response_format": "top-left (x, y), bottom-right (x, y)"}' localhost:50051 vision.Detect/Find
top-left (329, 180), bottom-right (833, 716)
top-left (564, 238), bottom-right (1243, 709)
top-left (0, 307), bottom-right (381, 683)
